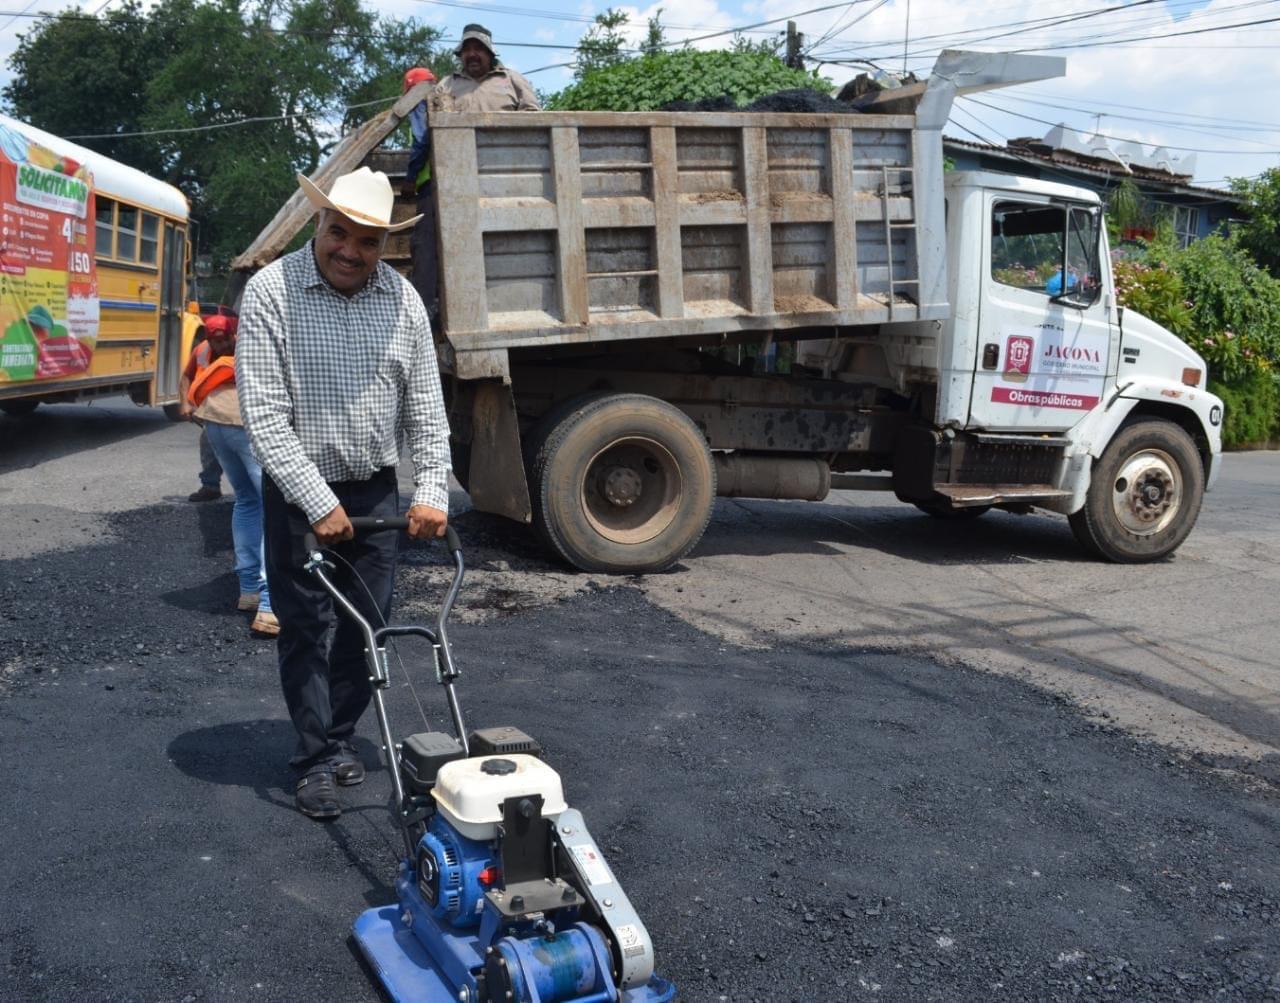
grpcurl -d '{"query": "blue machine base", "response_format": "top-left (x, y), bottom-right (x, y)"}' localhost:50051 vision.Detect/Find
top-left (353, 905), bottom-right (677, 1003)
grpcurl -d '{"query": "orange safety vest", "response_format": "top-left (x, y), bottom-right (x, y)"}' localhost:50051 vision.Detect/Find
top-left (188, 354), bottom-right (236, 406)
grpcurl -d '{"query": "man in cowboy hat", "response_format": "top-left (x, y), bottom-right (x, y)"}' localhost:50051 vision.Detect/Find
top-left (436, 23), bottom-right (540, 111)
top-left (237, 166), bottom-right (451, 820)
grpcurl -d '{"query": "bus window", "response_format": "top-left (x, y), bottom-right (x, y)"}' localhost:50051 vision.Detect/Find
top-left (96, 198), bottom-right (115, 257)
top-left (140, 213), bottom-right (159, 265)
top-left (117, 205), bottom-right (137, 260)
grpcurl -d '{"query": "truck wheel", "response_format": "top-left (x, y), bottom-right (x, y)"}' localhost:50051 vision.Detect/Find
top-left (913, 501), bottom-right (990, 520)
top-left (1068, 419), bottom-right (1204, 563)
top-left (529, 394), bottom-right (716, 573)
top-left (0, 399), bottom-right (39, 416)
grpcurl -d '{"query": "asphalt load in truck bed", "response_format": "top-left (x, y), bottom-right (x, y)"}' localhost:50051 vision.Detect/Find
top-left (3, 502), bottom-right (1280, 1002)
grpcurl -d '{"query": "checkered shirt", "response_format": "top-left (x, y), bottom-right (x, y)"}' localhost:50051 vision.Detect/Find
top-left (236, 243), bottom-right (451, 524)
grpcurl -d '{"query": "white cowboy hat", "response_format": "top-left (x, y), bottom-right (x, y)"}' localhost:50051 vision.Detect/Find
top-left (297, 166), bottom-right (420, 232)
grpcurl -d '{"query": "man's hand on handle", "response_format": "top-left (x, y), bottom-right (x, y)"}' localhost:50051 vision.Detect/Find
top-left (311, 504), bottom-right (354, 545)
top-left (407, 504), bottom-right (448, 540)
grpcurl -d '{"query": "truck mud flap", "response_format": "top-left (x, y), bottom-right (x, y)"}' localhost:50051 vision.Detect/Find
top-left (466, 381), bottom-right (533, 524)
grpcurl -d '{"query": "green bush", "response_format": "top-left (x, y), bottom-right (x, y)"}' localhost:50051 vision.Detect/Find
top-left (1210, 371), bottom-right (1280, 448)
top-left (547, 49), bottom-right (830, 111)
top-left (1115, 233), bottom-right (1280, 447)
top-left (1113, 259), bottom-right (1191, 336)
top-left (1162, 233), bottom-right (1280, 384)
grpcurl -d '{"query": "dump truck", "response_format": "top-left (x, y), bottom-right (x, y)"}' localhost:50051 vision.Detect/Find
top-left (233, 50), bottom-right (1222, 574)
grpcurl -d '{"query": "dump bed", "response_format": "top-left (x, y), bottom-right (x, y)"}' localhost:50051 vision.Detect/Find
top-left (431, 109), bottom-right (943, 355)
top-left (232, 50), bottom-right (1063, 376)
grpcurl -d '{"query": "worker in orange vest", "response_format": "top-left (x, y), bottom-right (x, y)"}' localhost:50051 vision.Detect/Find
top-left (180, 314), bottom-right (277, 636)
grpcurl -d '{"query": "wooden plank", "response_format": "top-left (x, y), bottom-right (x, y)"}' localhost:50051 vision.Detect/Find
top-left (677, 200), bottom-right (750, 228)
top-left (432, 110), bottom-right (919, 130)
top-left (829, 127), bottom-right (857, 309)
top-left (446, 300), bottom-right (928, 350)
top-left (433, 127), bottom-right (488, 334)
top-left (478, 204), bottom-right (559, 232)
top-left (579, 199), bottom-right (657, 230)
top-left (230, 82), bottom-right (433, 272)
top-left (740, 127), bottom-right (773, 316)
top-left (650, 126), bottom-right (683, 319)
top-left (551, 127), bottom-right (588, 327)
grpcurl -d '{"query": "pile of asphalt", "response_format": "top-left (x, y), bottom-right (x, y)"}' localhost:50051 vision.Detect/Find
top-left (3, 501), bottom-right (1279, 1001)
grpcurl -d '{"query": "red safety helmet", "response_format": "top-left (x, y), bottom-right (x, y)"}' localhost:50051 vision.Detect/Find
top-left (403, 67), bottom-right (437, 93)
top-left (204, 313), bottom-right (238, 337)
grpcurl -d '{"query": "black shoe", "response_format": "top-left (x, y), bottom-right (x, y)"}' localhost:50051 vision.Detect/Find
top-left (296, 768), bottom-right (341, 819)
top-left (188, 486), bottom-right (221, 502)
top-left (334, 742), bottom-right (366, 787)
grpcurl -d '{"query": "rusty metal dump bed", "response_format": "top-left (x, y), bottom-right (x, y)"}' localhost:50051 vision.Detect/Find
top-left (432, 110), bottom-right (943, 354)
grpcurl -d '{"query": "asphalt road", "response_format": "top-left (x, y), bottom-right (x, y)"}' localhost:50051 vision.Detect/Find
top-left (3, 401), bottom-right (1280, 1001)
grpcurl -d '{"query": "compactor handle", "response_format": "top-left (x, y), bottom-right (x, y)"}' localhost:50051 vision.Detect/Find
top-left (303, 517), bottom-right (461, 557)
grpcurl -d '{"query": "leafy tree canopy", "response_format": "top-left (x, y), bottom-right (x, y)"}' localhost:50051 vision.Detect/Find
top-left (4, 0), bottom-right (451, 270)
top-left (548, 48), bottom-right (831, 112)
top-left (1230, 167), bottom-right (1280, 278)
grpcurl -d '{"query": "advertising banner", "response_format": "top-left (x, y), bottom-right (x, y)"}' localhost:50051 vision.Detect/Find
top-left (0, 123), bottom-right (98, 383)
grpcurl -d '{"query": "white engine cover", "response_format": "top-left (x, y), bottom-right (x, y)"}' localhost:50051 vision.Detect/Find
top-left (432, 754), bottom-right (568, 840)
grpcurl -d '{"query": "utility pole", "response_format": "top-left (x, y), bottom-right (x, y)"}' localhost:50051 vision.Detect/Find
top-left (785, 20), bottom-right (804, 70)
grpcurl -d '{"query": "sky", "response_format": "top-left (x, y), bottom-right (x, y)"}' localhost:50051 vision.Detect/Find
top-left (1, 0), bottom-right (1277, 188)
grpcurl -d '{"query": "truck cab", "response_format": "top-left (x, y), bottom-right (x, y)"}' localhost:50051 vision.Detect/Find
top-left (902, 171), bottom-right (1222, 560)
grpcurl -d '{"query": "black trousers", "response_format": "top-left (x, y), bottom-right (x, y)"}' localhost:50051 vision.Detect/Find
top-left (263, 469), bottom-right (400, 774)
top-left (409, 181), bottom-right (439, 327)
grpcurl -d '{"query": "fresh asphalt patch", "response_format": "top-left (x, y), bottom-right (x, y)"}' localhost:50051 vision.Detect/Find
top-left (3, 502), bottom-right (1279, 1001)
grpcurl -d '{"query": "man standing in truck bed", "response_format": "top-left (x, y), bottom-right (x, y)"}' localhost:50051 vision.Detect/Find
top-left (436, 24), bottom-right (540, 112)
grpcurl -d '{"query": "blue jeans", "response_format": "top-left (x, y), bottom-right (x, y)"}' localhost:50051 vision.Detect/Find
top-left (198, 427), bottom-right (223, 491)
top-left (204, 422), bottom-right (272, 614)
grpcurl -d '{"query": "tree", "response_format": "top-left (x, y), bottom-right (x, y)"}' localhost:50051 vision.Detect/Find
top-left (4, 1), bottom-right (177, 175)
top-left (1230, 168), bottom-right (1280, 277)
top-left (640, 10), bottom-right (666, 58)
top-left (548, 48), bottom-right (831, 112)
top-left (573, 8), bottom-right (631, 80)
top-left (4, 0), bottom-right (451, 269)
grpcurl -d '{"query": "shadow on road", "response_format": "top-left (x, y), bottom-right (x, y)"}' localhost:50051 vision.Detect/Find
top-left (167, 722), bottom-right (396, 901)
top-left (693, 496), bottom-right (1091, 565)
top-left (0, 402), bottom-right (176, 473)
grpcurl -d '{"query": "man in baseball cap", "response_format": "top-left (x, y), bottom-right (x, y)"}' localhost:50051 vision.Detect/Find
top-left (435, 23), bottom-right (540, 111)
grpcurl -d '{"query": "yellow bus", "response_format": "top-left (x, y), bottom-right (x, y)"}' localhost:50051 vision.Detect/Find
top-left (0, 113), bottom-right (198, 418)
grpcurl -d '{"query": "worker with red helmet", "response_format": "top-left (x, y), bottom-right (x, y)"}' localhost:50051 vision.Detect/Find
top-left (401, 67), bottom-right (440, 326)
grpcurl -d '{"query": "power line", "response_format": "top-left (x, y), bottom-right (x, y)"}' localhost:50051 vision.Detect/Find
top-left (819, 0), bottom-right (1273, 62)
top-left (1018, 89), bottom-right (1280, 130)
top-left (1010, 11), bottom-right (1280, 53)
top-left (962, 96), bottom-right (1280, 156)
top-left (991, 94), bottom-right (1280, 150)
top-left (63, 95), bottom-right (396, 140)
top-left (816, 0), bottom-right (1165, 59)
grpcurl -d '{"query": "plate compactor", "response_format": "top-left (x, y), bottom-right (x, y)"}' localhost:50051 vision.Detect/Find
top-left (303, 518), bottom-right (676, 1003)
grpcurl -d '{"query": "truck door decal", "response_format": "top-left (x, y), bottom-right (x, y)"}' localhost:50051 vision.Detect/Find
top-left (991, 321), bottom-right (1107, 411)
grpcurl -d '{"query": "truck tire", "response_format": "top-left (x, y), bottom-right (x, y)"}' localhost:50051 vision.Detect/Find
top-left (528, 393), bottom-right (716, 574)
top-left (1068, 419), bottom-right (1204, 563)
top-left (0, 399), bottom-right (38, 416)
